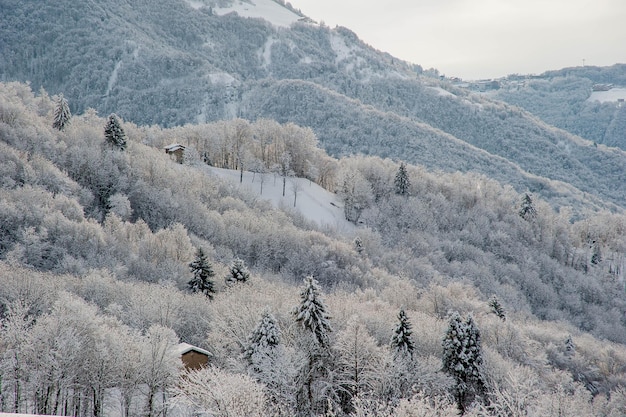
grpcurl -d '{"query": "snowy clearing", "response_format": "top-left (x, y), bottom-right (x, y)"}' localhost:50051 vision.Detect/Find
top-left (212, 0), bottom-right (303, 28)
top-left (208, 72), bottom-right (236, 85)
top-left (205, 166), bottom-right (355, 234)
top-left (588, 88), bottom-right (626, 103)
top-left (429, 86), bottom-right (456, 98)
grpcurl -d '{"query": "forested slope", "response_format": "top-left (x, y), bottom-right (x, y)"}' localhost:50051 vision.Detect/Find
top-left (1, 82), bottom-right (626, 416)
top-left (2, 0), bottom-right (626, 213)
top-left (491, 66), bottom-right (626, 150)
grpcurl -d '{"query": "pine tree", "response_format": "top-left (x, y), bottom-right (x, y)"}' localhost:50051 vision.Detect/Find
top-left (187, 248), bottom-right (216, 299)
top-left (519, 193), bottom-right (536, 220)
top-left (52, 93), bottom-right (71, 131)
top-left (442, 312), bottom-right (486, 413)
top-left (488, 295), bottom-right (506, 321)
top-left (104, 113), bottom-right (127, 150)
top-left (243, 311), bottom-right (281, 366)
top-left (225, 257), bottom-right (250, 285)
top-left (294, 276), bottom-right (332, 348)
top-left (390, 309), bottom-right (415, 359)
top-left (394, 162), bottom-right (410, 196)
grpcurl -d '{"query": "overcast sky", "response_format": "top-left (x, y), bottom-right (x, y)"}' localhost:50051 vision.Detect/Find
top-left (291, 0), bottom-right (626, 80)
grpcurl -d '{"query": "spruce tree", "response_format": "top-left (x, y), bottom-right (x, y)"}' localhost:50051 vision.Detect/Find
top-left (188, 248), bottom-right (216, 299)
top-left (243, 311), bottom-right (281, 366)
top-left (390, 309), bottom-right (415, 359)
top-left (394, 162), bottom-right (410, 196)
top-left (294, 276), bottom-right (332, 348)
top-left (104, 113), bottom-right (127, 150)
top-left (519, 193), bottom-right (536, 220)
top-left (52, 93), bottom-right (71, 131)
top-left (294, 276), bottom-right (334, 416)
top-left (225, 257), bottom-right (250, 285)
top-left (488, 295), bottom-right (506, 321)
top-left (442, 312), bottom-right (486, 413)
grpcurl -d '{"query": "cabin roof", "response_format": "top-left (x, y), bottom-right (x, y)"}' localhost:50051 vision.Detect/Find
top-left (173, 342), bottom-right (211, 357)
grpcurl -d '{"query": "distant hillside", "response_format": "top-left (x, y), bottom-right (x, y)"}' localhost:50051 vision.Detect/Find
top-left (2, 0), bottom-right (626, 214)
top-left (490, 65), bottom-right (626, 149)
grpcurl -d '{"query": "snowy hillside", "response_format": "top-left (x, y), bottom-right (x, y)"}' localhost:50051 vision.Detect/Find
top-left (205, 166), bottom-right (355, 233)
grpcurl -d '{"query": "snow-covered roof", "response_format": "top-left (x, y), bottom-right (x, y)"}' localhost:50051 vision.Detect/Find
top-left (174, 342), bottom-right (211, 357)
top-left (164, 143), bottom-right (186, 152)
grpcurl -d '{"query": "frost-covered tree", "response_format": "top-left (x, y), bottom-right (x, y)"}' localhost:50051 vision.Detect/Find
top-left (335, 316), bottom-right (384, 413)
top-left (590, 242), bottom-right (602, 265)
top-left (225, 257), bottom-right (250, 285)
top-left (442, 312), bottom-right (486, 413)
top-left (243, 310), bottom-right (281, 366)
top-left (294, 276), bottom-right (332, 348)
top-left (242, 311), bottom-right (295, 411)
top-left (52, 93), bottom-right (71, 131)
top-left (519, 193), bottom-right (536, 220)
top-left (188, 248), bottom-right (216, 299)
top-left (394, 162), bottom-right (410, 196)
top-left (171, 367), bottom-right (267, 417)
top-left (294, 276), bottom-right (334, 416)
top-left (391, 309), bottom-right (415, 359)
top-left (104, 113), bottom-right (127, 150)
top-left (488, 295), bottom-right (506, 321)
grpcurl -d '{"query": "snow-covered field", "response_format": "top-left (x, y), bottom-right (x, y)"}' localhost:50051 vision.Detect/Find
top-left (205, 166), bottom-right (355, 234)
top-left (588, 88), bottom-right (626, 103)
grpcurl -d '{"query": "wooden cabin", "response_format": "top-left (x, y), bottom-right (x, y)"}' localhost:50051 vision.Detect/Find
top-left (164, 143), bottom-right (186, 164)
top-left (174, 343), bottom-right (211, 370)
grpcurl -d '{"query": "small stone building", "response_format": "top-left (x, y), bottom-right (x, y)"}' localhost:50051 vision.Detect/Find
top-left (164, 143), bottom-right (186, 164)
top-left (174, 342), bottom-right (210, 370)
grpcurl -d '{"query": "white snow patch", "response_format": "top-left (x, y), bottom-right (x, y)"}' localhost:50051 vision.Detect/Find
top-left (300, 56), bottom-right (313, 64)
top-left (184, 0), bottom-right (206, 9)
top-left (258, 36), bottom-right (277, 68)
top-left (330, 33), bottom-right (356, 63)
top-left (588, 88), bottom-right (626, 103)
top-left (213, 0), bottom-right (302, 28)
top-left (205, 166), bottom-right (355, 234)
top-left (429, 86), bottom-right (456, 98)
top-left (105, 60), bottom-right (123, 97)
top-left (208, 72), bottom-right (236, 85)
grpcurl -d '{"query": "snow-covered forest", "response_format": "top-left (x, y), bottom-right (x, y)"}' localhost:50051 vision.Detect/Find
top-left (2, 82), bottom-right (626, 416)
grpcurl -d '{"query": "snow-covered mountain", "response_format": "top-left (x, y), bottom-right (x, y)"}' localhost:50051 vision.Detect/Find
top-left (1, 0), bottom-right (626, 215)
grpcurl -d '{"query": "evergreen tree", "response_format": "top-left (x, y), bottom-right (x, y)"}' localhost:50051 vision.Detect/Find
top-left (564, 335), bottom-right (576, 357)
top-left (390, 309), bottom-right (415, 359)
top-left (591, 242), bottom-right (602, 265)
top-left (243, 311), bottom-right (281, 366)
top-left (225, 257), bottom-right (250, 285)
top-left (354, 236), bottom-right (364, 254)
top-left (294, 276), bottom-right (333, 348)
top-left (442, 312), bottom-right (486, 413)
top-left (104, 113), bottom-right (127, 150)
top-left (52, 93), bottom-right (71, 131)
top-left (293, 276), bottom-right (334, 416)
top-left (519, 193), bottom-right (537, 220)
top-left (488, 295), bottom-right (506, 321)
top-left (394, 162), bottom-right (410, 196)
top-left (187, 248), bottom-right (215, 299)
